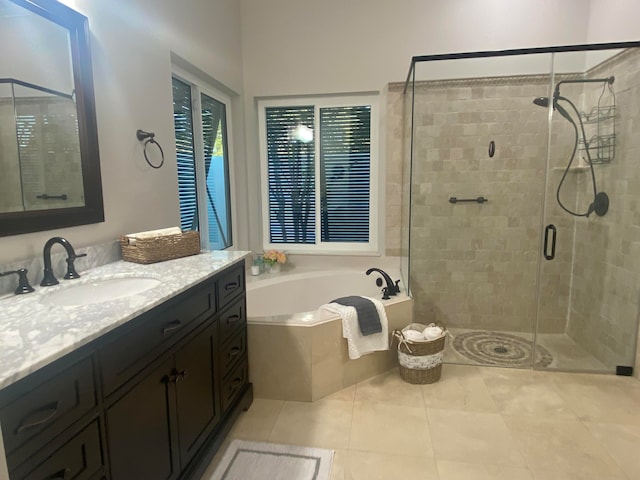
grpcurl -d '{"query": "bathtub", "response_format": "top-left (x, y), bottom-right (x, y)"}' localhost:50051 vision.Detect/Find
top-left (247, 269), bottom-right (408, 325)
top-left (245, 269), bottom-right (413, 401)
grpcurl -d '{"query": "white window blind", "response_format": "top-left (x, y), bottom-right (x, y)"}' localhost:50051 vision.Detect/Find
top-left (319, 105), bottom-right (371, 243)
top-left (172, 75), bottom-right (233, 250)
top-left (260, 95), bottom-right (378, 253)
top-left (172, 77), bottom-right (198, 231)
top-left (265, 105), bottom-right (316, 244)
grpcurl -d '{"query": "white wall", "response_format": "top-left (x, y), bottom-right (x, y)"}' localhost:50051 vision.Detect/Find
top-left (588, 0), bottom-right (640, 44)
top-left (0, 0), bottom-right (247, 265)
top-left (0, 13), bottom-right (73, 94)
top-left (3, 0), bottom-right (639, 264)
top-left (239, 0), bottom-right (603, 251)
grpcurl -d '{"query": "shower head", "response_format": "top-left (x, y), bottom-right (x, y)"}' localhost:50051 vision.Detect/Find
top-left (532, 96), bottom-right (573, 123)
top-left (533, 97), bottom-right (549, 108)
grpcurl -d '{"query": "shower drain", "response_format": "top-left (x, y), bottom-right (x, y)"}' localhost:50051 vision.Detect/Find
top-left (452, 331), bottom-right (553, 368)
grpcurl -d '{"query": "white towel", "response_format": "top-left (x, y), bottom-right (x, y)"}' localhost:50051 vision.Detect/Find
top-left (403, 329), bottom-right (424, 341)
top-left (321, 296), bottom-right (389, 360)
top-left (422, 325), bottom-right (445, 340)
top-left (126, 227), bottom-right (182, 244)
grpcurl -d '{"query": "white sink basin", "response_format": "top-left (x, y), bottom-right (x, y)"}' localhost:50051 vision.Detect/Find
top-left (44, 277), bottom-right (161, 306)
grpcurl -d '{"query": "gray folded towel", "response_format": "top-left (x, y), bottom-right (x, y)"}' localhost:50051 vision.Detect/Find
top-left (331, 296), bottom-right (382, 336)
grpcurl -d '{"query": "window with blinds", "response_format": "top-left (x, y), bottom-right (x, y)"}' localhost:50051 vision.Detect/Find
top-left (265, 106), bottom-right (316, 244)
top-left (260, 96), bottom-right (377, 252)
top-left (172, 78), bottom-right (198, 231)
top-left (320, 106), bottom-right (371, 243)
top-left (172, 75), bottom-right (232, 250)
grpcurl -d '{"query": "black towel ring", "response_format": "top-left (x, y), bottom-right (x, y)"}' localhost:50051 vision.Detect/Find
top-left (136, 129), bottom-right (165, 169)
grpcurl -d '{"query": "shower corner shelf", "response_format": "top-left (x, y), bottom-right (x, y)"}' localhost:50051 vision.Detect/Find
top-left (578, 134), bottom-right (616, 164)
top-left (579, 105), bottom-right (617, 124)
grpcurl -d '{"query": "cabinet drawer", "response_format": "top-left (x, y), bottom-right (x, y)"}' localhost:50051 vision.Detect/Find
top-left (221, 357), bottom-right (248, 413)
top-left (0, 356), bottom-right (96, 458)
top-left (99, 283), bottom-right (213, 395)
top-left (217, 264), bottom-right (245, 310)
top-left (11, 421), bottom-right (103, 480)
top-left (220, 330), bottom-right (247, 380)
top-left (219, 297), bottom-right (246, 344)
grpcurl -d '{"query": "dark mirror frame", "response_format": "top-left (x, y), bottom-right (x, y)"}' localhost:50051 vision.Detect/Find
top-left (0, 0), bottom-right (103, 237)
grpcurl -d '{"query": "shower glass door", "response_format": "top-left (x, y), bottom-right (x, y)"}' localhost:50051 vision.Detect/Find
top-left (407, 44), bottom-right (640, 372)
top-left (533, 48), bottom-right (640, 373)
top-left (409, 53), bottom-right (554, 368)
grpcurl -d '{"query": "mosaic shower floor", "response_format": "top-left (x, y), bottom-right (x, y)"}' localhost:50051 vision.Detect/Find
top-left (444, 327), bottom-right (609, 371)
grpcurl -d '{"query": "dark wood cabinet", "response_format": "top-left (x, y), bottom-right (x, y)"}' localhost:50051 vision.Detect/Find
top-left (11, 421), bottom-right (104, 480)
top-left (174, 320), bottom-right (220, 465)
top-left (99, 281), bottom-right (215, 397)
top-left (1, 261), bottom-right (252, 480)
top-left (0, 356), bottom-right (97, 470)
top-left (106, 358), bottom-right (178, 480)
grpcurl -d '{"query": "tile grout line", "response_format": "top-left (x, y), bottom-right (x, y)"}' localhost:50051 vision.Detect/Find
top-left (419, 378), bottom-right (442, 479)
top-left (266, 399), bottom-right (288, 443)
top-left (579, 417), bottom-right (634, 480)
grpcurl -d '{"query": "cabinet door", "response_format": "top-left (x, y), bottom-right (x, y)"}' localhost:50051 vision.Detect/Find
top-left (106, 358), bottom-right (179, 480)
top-left (174, 320), bottom-right (220, 466)
top-left (13, 422), bottom-right (103, 480)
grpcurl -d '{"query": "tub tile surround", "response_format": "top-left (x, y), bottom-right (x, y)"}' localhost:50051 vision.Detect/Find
top-left (0, 250), bottom-right (249, 389)
top-left (248, 298), bottom-right (413, 401)
top-left (202, 364), bottom-right (640, 480)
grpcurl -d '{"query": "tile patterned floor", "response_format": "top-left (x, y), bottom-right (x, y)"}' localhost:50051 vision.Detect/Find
top-left (201, 364), bottom-right (640, 480)
top-left (444, 328), bottom-right (609, 371)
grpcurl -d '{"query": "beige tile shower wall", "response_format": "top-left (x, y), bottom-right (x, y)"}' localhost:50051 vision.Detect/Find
top-left (19, 98), bottom-right (84, 211)
top-left (0, 100), bottom-right (23, 212)
top-left (405, 76), bottom-right (574, 333)
top-left (386, 84), bottom-right (406, 257)
top-left (401, 86), bottom-right (414, 281)
top-left (566, 49), bottom-right (640, 374)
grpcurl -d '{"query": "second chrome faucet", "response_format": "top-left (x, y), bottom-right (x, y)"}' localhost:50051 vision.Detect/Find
top-left (41, 237), bottom-right (87, 286)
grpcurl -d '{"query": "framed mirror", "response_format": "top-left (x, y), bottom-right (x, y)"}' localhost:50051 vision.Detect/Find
top-left (0, 0), bottom-right (103, 236)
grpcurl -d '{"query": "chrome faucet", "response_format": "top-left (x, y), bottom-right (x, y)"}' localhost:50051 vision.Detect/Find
top-left (366, 268), bottom-right (400, 298)
top-left (41, 237), bottom-right (87, 286)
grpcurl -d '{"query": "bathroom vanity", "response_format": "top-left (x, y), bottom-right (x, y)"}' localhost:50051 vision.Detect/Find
top-left (0, 251), bottom-right (252, 480)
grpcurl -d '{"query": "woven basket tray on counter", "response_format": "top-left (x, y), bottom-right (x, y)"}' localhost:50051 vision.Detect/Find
top-left (120, 231), bottom-right (201, 264)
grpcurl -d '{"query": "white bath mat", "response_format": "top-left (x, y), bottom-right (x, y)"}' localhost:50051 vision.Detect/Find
top-left (209, 439), bottom-right (334, 480)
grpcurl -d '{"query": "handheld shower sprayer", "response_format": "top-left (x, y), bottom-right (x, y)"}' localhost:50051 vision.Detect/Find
top-left (533, 96), bottom-right (573, 123)
top-left (532, 78), bottom-right (613, 218)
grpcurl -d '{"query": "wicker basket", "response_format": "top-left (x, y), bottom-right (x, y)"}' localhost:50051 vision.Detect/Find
top-left (396, 323), bottom-right (446, 384)
top-left (120, 231), bottom-right (201, 264)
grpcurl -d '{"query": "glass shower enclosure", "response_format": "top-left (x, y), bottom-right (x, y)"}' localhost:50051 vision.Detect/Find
top-left (402, 42), bottom-right (640, 373)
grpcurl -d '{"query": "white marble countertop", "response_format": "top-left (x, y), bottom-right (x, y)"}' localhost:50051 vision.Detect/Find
top-left (0, 250), bottom-right (250, 390)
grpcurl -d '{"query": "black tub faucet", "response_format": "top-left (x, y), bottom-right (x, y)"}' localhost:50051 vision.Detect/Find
top-left (366, 268), bottom-right (400, 296)
top-left (41, 237), bottom-right (87, 286)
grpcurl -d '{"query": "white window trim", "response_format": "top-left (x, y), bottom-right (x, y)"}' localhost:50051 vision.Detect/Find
top-left (172, 66), bottom-right (237, 251)
top-left (258, 94), bottom-right (380, 255)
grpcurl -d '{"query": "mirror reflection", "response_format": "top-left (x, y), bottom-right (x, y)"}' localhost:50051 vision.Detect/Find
top-left (0, 0), bottom-right (84, 213)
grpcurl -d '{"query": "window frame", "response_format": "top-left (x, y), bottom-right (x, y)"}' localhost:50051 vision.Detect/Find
top-left (258, 94), bottom-right (380, 255)
top-left (172, 66), bottom-right (237, 251)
